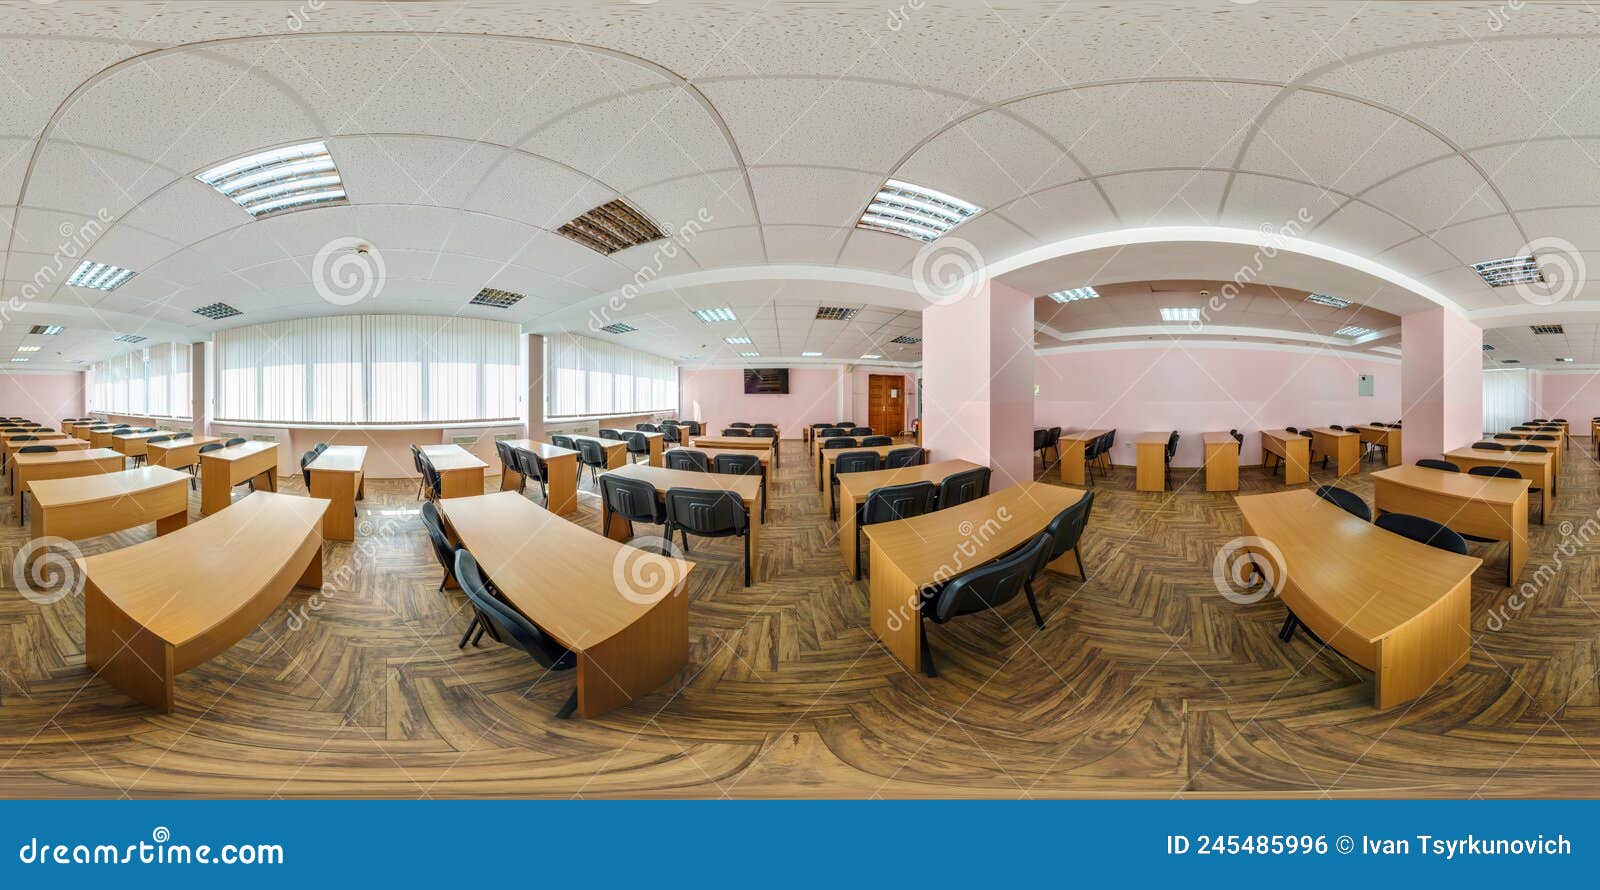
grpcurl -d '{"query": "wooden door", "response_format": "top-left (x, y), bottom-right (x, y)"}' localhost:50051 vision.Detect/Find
top-left (868, 374), bottom-right (905, 435)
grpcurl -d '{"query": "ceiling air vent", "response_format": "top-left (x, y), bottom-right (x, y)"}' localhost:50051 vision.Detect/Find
top-left (1481, 344), bottom-right (1496, 351)
top-left (816, 307), bottom-right (859, 321)
top-left (890, 335), bottom-right (921, 344)
top-left (599, 323), bottom-right (637, 334)
top-left (557, 200), bottom-right (665, 255)
top-left (470, 288), bottom-right (525, 309)
top-left (1500, 359), bottom-right (1522, 364)
top-left (193, 302), bottom-right (242, 320)
top-left (112, 334), bottom-right (147, 343)
top-left (1530, 324), bottom-right (1564, 335)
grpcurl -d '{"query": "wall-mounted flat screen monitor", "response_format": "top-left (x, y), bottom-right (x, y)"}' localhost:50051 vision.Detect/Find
top-left (744, 368), bottom-right (790, 394)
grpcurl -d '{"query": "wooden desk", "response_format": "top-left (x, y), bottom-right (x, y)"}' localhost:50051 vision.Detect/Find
top-left (1356, 424), bottom-right (1402, 467)
top-left (837, 459), bottom-right (983, 577)
top-left (495, 440), bottom-right (578, 516)
top-left (110, 430), bottom-right (170, 458)
top-left (1235, 490), bottom-right (1480, 709)
top-left (818, 443), bottom-right (915, 513)
top-left (419, 444), bottom-right (487, 499)
top-left (29, 466), bottom-right (190, 542)
top-left (307, 445), bottom-right (367, 542)
top-left (1131, 431), bottom-right (1170, 492)
top-left (1309, 427), bottom-right (1360, 478)
top-left (440, 491), bottom-right (692, 718)
top-left (200, 441), bottom-right (279, 515)
top-left (598, 429), bottom-right (667, 467)
top-left (565, 434), bottom-right (630, 471)
top-left (2, 432), bottom-right (73, 462)
top-left (1057, 429), bottom-right (1109, 486)
top-left (1260, 430), bottom-right (1310, 485)
top-left (687, 446), bottom-right (774, 471)
top-left (2, 437), bottom-right (86, 469)
top-left (1372, 465), bottom-right (1529, 584)
top-left (692, 435), bottom-right (780, 467)
top-left (146, 436), bottom-right (221, 471)
top-left (864, 481), bottom-right (1089, 672)
top-left (83, 491), bottom-right (327, 713)
top-left (1497, 430), bottom-right (1563, 476)
top-left (89, 428), bottom-right (140, 449)
top-left (1443, 447), bottom-right (1556, 522)
top-left (1202, 432), bottom-right (1239, 492)
top-left (598, 463), bottom-right (762, 581)
top-left (11, 448), bottom-right (124, 518)
top-left (68, 422), bottom-right (101, 440)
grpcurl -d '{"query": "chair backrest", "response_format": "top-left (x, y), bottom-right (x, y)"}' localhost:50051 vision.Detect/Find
top-left (834, 451), bottom-right (882, 476)
top-left (926, 533), bottom-right (1050, 624)
top-left (410, 443), bottom-right (425, 474)
top-left (147, 434), bottom-right (171, 444)
top-left (300, 449), bottom-right (317, 486)
top-left (1508, 444), bottom-right (1547, 453)
top-left (848, 427), bottom-right (872, 437)
top-left (721, 428), bottom-right (751, 437)
top-left (419, 501), bottom-right (458, 574)
top-left (714, 453), bottom-right (761, 476)
top-left (730, 422), bottom-right (752, 428)
top-left (821, 437), bottom-right (856, 449)
top-left (511, 447), bottom-right (544, 484)
top-left (577, 438), bottom-right (606, 465)
top-left (1165, 431), bottom-right (1179, 460)
top-left (860, 481), bottom-right (939, 526)
top-left (1374, 512), bottom-right (1469, 556)
top-left (1468, 465), bottom-right (1522, 481)
top-left (1315, 485), bottom-right (1371, 522)
top-left (420, 457), bottom-right (442, 495)
top-left (1329, 424), bottom-right (1343, 430)
top-left (836, 421), bottom-right (855, 428)
top-left (637, 423), bottom-right (660, 432)
top-left (660, 424), bottom-right (681, 444)
top-left (551, 434), bottom-right (575, 450)
top-left (1299, 429), bottom-right (1312, 438)
top-left (453, 550), bottom-right (566, 667)
top-left (1552, 418), bottom-right (1567, 422)
top-left (173, 432), bottom-right (192, 440)
top-left (494, 439), bottom-right (514, 468)
top-left (884, 446), bottom-right (926, 468)
top-left (137, 426), bottom-right (156, 432)
top-left (1510, 426), bottom-right (1531, 431)
top-left (225, 437), bottom-right (246, 446)
top-left (861, 435), bottom-right (893, 446)
top-left (1493, 433), bottom-right (1520, 440)
top-left (598, 428), bottom-right (623, 441)
top-left (10, 435), bottom-right (36, 441)
top-left (1471, 441), bottom-right (1506, 450)
top-left (1416, 459), bottom-right (1460, 472)
top-left (600, 473), bottom-right (665, 523)
top-left (624, 431), bottom-right (650, 453)
top-left (1286, 426), bottom-right (1298, 433)
top-left (937, 466), bottom-right (991, 509)
top-left (750, 425), bottom-right (776, 437)
top-left (1530, 434), bottom-right (1558, 441)
top-left (665, 449), bottom-right (710, 472)
top-left (820, 428), bottom-right (847, 437)
top-left (1039, 490), bottom-right (1095, 565)
top-left (1046, 426), bottom-right (1061, 446)
top-left (199, 442), bottom-right (224, 454)
top-left (1033, 428), bottom-right (1048, 450)
top-left (664, 487), bottom-right (748, 536)
top-left (17, 445), bottom-right (55, 453)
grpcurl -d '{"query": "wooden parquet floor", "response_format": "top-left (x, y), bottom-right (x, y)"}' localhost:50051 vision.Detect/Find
top-left (5, 439), bottom-right (1600, 798)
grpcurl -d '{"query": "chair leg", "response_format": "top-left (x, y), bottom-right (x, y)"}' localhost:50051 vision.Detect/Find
top-left (743, 532), bottom-right (752, 587)
top-left (854, 523), bottom-right (863, 581)
top-left (458, 614), bottom-right (479, 649)
top-left (680, 527), bottom-right (691, 553)
top-left (472, 624), bottom-right (487, 646)
top-left (1278, 612), bottom-right (1299, 642)
top-left (1023, 580), bottom-right (1045, 629)
top-left (919, 617), bottom-right (937, 678)
top-left (555, 688), bottom-right (579, 720)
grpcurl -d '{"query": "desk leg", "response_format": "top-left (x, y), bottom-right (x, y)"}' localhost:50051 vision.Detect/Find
top-left (85, 579), bottom-right (175, 713)
top-left (1135, 443), bottom-right (1164, 491)
top-left (310, 470), bottom-right (358, 542)
top-left (576, 581), bottom-right (688, 717)
top-left (747, 496), bottom-right (762, 582)
top-left (1508, 494), bottom-right (1529, 583)
top-left (439, 468), bottom-right (485, 499)
top-left (499, 461), bottom-right (524, 493)
top-left (545, 454), bottom-right (577, 515)
top-left (869, 543), bottom-right (922, 672)
top-left (1205, 444), bottom-right (1239, 492)
top-left (155, 508), bottom-right (188, 536)
top-left (817, 455), bottom-right (826, 491)
top-left (1336, 437), bottom-right (1358, 477)
top-left (606, 448), bottom-right (627, 470)
top-left (648, 436), bottom-right (663, 467)
top-left (1284, 441), bottom-right (1309, 485)
top-left (838, 498), bottom-right (858, 577)
top-left (200, 460), bottom-right (228, 515)
top-left (297, 542), bottom-right (324, 588)
top-left (1059, 440), bottom-right (1088, 485)
top-left (1373, 578), bottom-right (1469, 709)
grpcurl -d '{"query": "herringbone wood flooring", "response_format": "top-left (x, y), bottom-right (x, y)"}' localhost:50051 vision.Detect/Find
top-left (4, 439), bottom-right (1600, 798)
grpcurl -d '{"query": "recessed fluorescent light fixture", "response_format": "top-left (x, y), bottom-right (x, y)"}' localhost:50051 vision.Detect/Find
top-left (1335, 325), bottom-right (1375, 337)
top-left (14, 346), bottom-right (40, 353)
top-left (1048, 287), bottom-right (1100, 303)
top-left (679, 354), bottom-right (702, 361)
top-left (112, 334), bottom-right (147, 343)
top-left (1305, 293), bottom-right (1352, 309)
top-left (469, 288), bottom-right (524, 309)
top-left (28, 325), bottom-right (63, 336)
top-left (197, 141), bottom-right (347, 219)
top-left (598, 322), bottom-right (637, 334)
top-left (1473, 255), bottom-right (1543, 287)
top-left (692, 307), bottom-right (737, 323)
top-left (8, 357), bottom-right (27, 363)
top-left (66, 261), bottom-right (135, 291)
top-left (856, 179), bottom-right (981, 242)
top-left (192, 302), bottom-right (242, 320)
top-left (890, 335), bottom-right (921, 344)
top-left (738, 351), bottom-right (760, 358)
top-left (724, 336), bottom-right (752, 344)
top-left (1482, 344), bottom-right (1496, 351)
top-left (557, 199), bottom-right (666, 255)
top-left (1500, 359), bottom-right (1522, 364)
top-left (801, 351), bottom-right (822, 357)
top-left (1159, 307), bottom-right (1200, 322)
top-left (815, 307), bottom-right (859, 321)
top-left (861, 354), bottom-right (883, 360)
top-left (1531, 324), bottom-right (1564, 335)
top-left (1557, 357), bottom-right (1575, 362)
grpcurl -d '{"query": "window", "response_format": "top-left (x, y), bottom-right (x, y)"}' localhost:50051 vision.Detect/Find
top-left (215, 315), bottom-right (521, 424)
top-left (1483, 368), bottom-right (1532, 433)
top-left (545, 333), bottom-right (677, 418)
top-left (86, 343), bottom-right (191, 417)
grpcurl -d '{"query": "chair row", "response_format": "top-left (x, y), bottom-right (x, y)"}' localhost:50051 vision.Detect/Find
top-left (844, 462), bottom-right (990, 579)
top-left (1417, 454), bottom-right (1546, 521)
top-left (828, 445), bottom-right (932, 519)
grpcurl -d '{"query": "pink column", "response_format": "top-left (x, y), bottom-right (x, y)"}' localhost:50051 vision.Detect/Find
top-left (1400, 307), bottom-right (1483, 464)
top-left (922, 278), bottom-right (1035, 489)
top-left (190, 341), bottom-right (209, 437)
top-left (526, 334), bottom-right (545, 442)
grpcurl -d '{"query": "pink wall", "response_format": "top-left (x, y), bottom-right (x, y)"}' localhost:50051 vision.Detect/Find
top-left (1400, 308), bottom-right (1483, 463)
top-left (1034, 345), bottom-right (1402, 467)
top-left (680, 367), bottom-right (844, 437)
top-left (1536, 371), bottom-right (1600, 429)
top-left (0, 372), bottom-right (84, 426)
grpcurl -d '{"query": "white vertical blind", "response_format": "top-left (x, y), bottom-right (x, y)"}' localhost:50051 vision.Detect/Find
top-left (214, 314), bottom-right (520, 424)
top-left (1483, 368), bottom-right (1531, 433)
top-left (544, 333), bottom-right (677, 418)
top-left (86, 344), bottom-right (192, 417)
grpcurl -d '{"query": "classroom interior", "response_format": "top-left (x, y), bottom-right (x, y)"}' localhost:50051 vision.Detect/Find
top-left (4, 0), bottom-right (1600, 798)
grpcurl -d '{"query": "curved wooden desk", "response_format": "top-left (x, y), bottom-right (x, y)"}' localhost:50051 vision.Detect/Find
top-left (439, 492), bottom-right (693, 718)
top-left (836, 459), bottom-right (983, 577)
top-left (1372, 464), bottom-right (1529, 583)
top-left (598, 463), bottom-right (762, 580)
top-left (29, 466), bottom-right (190, 541)
top-left (110, 429), bottom-right (171, 458)
top-left (495, 440), bottom-right (578, 515)
top-left (1235, 490), bottom-right (1481, 709)
top-left (83, 491), bottom-right (328, 712)
top-left (1496, 429), bottom-right (1563, 476)
top-left (200, 441), bottom-right (279, 515)
top-left (306, 445), bottom-right (367, 541)
top-left (11, 448), bottom-right (124, 519)
top-left (863, 481), bottom-right (1089, 671)
top-left (816, 443), bottom-right (914, 509)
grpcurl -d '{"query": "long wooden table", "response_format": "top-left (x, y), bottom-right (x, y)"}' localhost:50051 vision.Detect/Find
top-left (11, 448), bottom-right (124, 519)
top-left (1202, 432), bottom-right (1239, 492)
top-left (1496, 429), bottom-right (1563, 477)
top-left (306, 445), bottom-right (367, 542)
top-left (110, 430), bottom-right (172, 460)
top-left (1309, 427), bottom-right (1360, 477)
top-left (1443, 447), bottom-right (1555, 523)
top-left (837, 459), bottom-right (983, 577)
top-left (1057, 429), bottom-right (1109, 486)
top-left (1356, 424), bottom-right (1402, 467)
top-left (563, 434), bottom-right (629, 472)
top-left (1131, 431), bottom-right (1170, 491)
top-left (692, 434), bottom-right (780, 468)
top-left (1260, 429), bottom-right (1310, 485)
top-left (598, 429), bottom-right (666, 466)
top-left (1372, 464), bottom-right (1529, 584)
top-left (89, 427), bottom-right (142, 449)
top-left (496, 440), bottom-right (579, 515)
top-left (146, 436), bottom-right (221, 471)
top-left (29, 466), bottom-right (190, 542)
top-left (1235, 490), bottom-right (1480, 709)
top-left (818, 443), bottom-right (917, 514)
top-left (419, 444), bottom-right (487, 499)
top-left (440, 491), bottom-right (693, 718)
top-left (83, 491), bottom-right (328, 712)
top-left (864, 481), bottom-right (1089, 672)
top-left (200, 441), bottom-right (279, 515)
top-left (598, 463), bottom-right (762, 582)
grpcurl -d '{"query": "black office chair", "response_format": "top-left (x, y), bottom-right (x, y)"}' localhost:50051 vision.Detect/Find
top-left (1285, 426), bottom-right (1298, 434)
top-left (17, 444), bottom-right (54, 453)
top-left (917, 533), bottom-right (1051, 677)
top-left (750, 425), bottom-right (777, 438)
top-left (1508, 443), bottom-right (1547, 455)
top-left (664, 487), bottom-right (753, 586)
top-left (845, 427), bottom-right (869, 437)
top-left (1315, 485), bottom-right (1371, 522)
top-left (821, 437), bottom-right (857, 451)
top-left (1472, 441), bottom-right (1506, 450)
top-left (623, 431), bottom-right (652, 464)
top-left (1229, 429), bottom-right (1244, 454)
top-left (1416, 459), bottom-right (1460, 472)
top-left (1530, 434), bottom-right (1558, 443)
top-left (1470, 464), bottom-right (1543, 523)
top-left (1374, 512), bottom-right (1470, 555)
top-left (300, 449), bottom-right (317, 487)
top-left (665, 449), bottom-right (709, 472)
top-left (1032, 490), bottom-right (1095, 585)
top-left (420, 457), bottom-right (443, 503)
top-left (1163, 431), bottom-right (1180, 488)
top-left (937, 466), bottom-right (991, 510)
top-left (172, 432), bottom-right (192, 440)
top-left (410, 444), bottom-right (428, 499)
top-left (684, 421), bottom-right (703, 436)
top-left (575, 438), bottom-right (607, 489)
top-left (138, 433), bottom-right (171, 467)
top-left (729, 422), bottom-right (753, 428)
top-left (884, 446), bottom-right (926, 468)
top-left (714, 453), bottom-right (765, 521)
top-left (820, 428), bottom-right (847, 438)
top-left (830, 451), bottom-right (882, 520)
top-left (861, 435), bottom-right (893, 446)
top-left (600, 473), bottom-right (668, 543)
top-left (637, 423), bottom-right (660, 433)
top-left (454, 550), bottom-right (579, 718)
top-left (420, 500), bottom-right (459, 595)
top-left (514, 448), bottom-right (548, 504)
top-left (494, 439), bottom-right (516, 480)
top-left (551, 434), bottom-right (575, 449)
top-left (1493, 433), bottom-right (1520, 441)
top-left (660, 424), bottom-right (682, 445)
top-left (854, 481), bottom-right (939, 580)
top-left (721, 428), bottom-right (751, 437)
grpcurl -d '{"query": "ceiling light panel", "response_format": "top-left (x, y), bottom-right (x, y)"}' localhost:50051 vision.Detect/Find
top-left (197, 141), bottom-right (347, 219)
top-left (14, 346), bottom-right (39, 353)
top-left (469, 288), bottom-right (524, 309)
top-left (815, 307), bottom-right (859, 321)
top-left (738, 351), bottom-right (760, 358)
top-left (861, 354), bottom-right (883, 360)
top-left (1160, 307), bottom-right (1200, 322)
top-left (1530, 324), bottom-right (1564, 335)
top-left (724, 337), bottom-right (752, 344)
top-left (1048, 287), bottom-right (1100, 303)
top-left (1472, 256), bottom-right (1543, 287)
top-left (599, 323), bottom-right (637, 334)
top-left (1335, 325), bottom-right (1374, 337)
top-left (692, 307), bottom-right (737, 323)
top-left (557, 200), bottom-right (666, 255)
top-left (1305, 293), bottom-right (1351, 309)
top-left (192, 302), bottom-right (242, 320)
top-left (856, 179), bottom-right (981, 242)
top-left (67, 261), bottom-right (135, 291)
top-left (29, 325), bottom-right (62, 336)
top-left (890, 335), bottom-right (921, 344)
top-left (801, 351), bottom-right (822, 357)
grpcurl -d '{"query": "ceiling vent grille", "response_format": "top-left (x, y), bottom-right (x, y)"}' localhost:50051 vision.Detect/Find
top-left (470, 288), bottom-right (525, 309)
top-left (1530, 324), bottom-right (1564, 335)
top-left (816, 307), bottom-right (859, 321)
top-left (193, 302), bottom-right (242, 320)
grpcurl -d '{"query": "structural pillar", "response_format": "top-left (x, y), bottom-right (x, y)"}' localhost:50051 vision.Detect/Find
top-left (921, 278), bottom-right (1035, 489)
top-left (525, 333), bottom-right (545, 443)
top-left (1400, 307), bottom-right (1483, 464)
top-left (190, 340), bottom-right (210, 437)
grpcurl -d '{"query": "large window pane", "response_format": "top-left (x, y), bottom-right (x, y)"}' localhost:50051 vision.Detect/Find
top-left (544, 334), bottom-right (677, 418)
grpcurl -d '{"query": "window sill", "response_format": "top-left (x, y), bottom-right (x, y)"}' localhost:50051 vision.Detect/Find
top-left (213, 419), bottom-right (523, 432)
